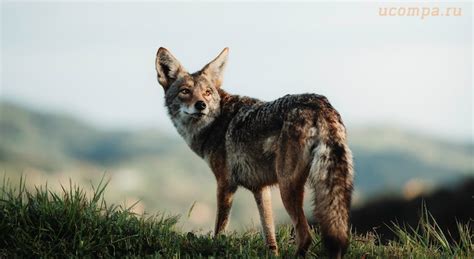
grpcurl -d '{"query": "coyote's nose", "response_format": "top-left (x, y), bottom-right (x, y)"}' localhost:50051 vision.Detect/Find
top-left (195, 101), bottom-right (207, 111)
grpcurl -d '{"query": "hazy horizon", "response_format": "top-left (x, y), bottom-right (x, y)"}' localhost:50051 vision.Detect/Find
top-left (2, 1), bottom-right (472, 141)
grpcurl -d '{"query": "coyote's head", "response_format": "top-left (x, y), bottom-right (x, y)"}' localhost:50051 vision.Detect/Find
top-left (155, 47), bottom-right (228, 135)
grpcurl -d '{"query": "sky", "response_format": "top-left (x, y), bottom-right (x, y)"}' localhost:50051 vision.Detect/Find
top-left (1, 1), bottom-right (472, 141)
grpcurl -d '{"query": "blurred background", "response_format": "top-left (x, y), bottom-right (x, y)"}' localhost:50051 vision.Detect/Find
top-left (1, 1), bottom-right (472, 238)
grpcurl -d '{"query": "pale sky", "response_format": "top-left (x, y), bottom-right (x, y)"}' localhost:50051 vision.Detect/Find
top-left (1, 1), bottom-right (472, 141)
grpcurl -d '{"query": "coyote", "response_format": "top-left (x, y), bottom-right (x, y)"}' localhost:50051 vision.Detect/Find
top-left (155, 47), bottom-right (354, 258)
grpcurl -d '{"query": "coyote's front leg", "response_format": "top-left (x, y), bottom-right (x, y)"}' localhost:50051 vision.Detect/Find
top-left (254, 186), bottom-right (278, 255)
top-left (214, 183), bottom-right (237, 236)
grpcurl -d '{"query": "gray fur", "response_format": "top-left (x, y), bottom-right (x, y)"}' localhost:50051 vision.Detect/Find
top-left (156, 48), bottom-right (354, 258)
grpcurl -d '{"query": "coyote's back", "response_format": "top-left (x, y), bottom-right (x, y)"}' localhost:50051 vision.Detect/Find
top-left (225, 93), bottom-right (354, 257)
top-left (155, 47), bottom-right (354, 258)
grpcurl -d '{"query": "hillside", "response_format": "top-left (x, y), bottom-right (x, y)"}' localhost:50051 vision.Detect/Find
top-left (0, 101), bottom-right (472, 230)
top-left (1, 179), bottom-right (472, 258)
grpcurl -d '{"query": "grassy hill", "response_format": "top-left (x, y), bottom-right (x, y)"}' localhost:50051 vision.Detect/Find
top-left (0, 101), bottom-right (472, 231)
top-left (1, 179), bottom-right (472, 258)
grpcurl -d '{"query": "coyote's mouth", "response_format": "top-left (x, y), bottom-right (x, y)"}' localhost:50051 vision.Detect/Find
top-left (184, 111), bottom-right (206, 118)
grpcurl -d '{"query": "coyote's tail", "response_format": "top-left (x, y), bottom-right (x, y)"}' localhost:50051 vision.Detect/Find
top-left (308, 138), bottom-right (354, 259)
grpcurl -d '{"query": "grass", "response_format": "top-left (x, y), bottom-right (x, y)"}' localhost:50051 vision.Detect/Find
top-left (0, 177), bottom-right (472, 258)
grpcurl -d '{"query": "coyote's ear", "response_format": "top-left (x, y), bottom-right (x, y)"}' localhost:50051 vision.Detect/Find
top-left (201, 48), bottom-right (229, 88)
top-left (155, 47), bottom-right (187, 90)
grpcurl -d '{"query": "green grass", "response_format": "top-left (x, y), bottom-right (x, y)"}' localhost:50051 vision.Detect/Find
top-left (0, 177), bottom-right (472, 258)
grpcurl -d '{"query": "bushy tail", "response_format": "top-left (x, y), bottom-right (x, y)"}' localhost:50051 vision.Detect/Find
top-left (308, 140), bottom-right (354, 259)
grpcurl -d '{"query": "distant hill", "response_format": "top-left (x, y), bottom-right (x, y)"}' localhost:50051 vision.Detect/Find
top-left (1, 100), bottom-right (472, 230)
top-left (350, 178), bottom-right (474, 243)
top-left (0, 101), bottom-right (178, 167)
top-left (349, 127), bottom-right (472, 198)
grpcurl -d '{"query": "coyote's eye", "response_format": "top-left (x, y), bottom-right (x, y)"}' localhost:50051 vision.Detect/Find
top-left (180, 89), bottom-right (191, 95)
top-left (204, 89), bottom-right (212, 96)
